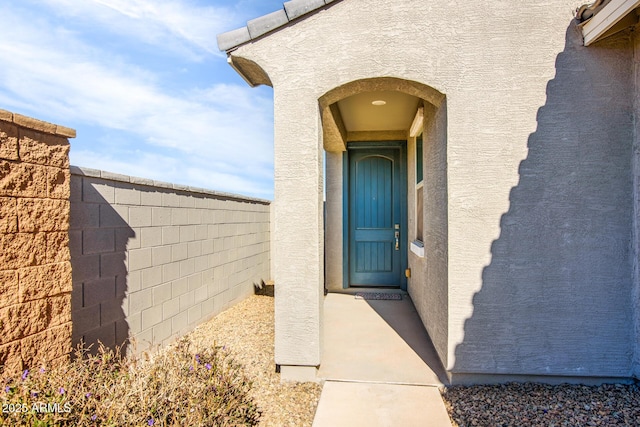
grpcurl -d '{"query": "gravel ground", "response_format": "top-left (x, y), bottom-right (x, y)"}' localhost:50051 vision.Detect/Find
top-left (442, 382), bottom-right (640, 426)
top-left (182, 292), bottom-right (640, 427)
top-left (186, 292), bottom-right (322, 427)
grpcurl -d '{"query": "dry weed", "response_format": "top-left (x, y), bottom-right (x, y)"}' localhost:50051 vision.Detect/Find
top-left (1, 338), bottom-right (260, 426)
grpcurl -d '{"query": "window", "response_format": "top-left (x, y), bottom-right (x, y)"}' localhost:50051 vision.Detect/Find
top-left (410, 107), bottom-right (425, 257)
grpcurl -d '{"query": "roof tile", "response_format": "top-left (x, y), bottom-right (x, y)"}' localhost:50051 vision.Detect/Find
top-left (247, 9), bottom-right (289, 39)
top-left (217, 0), bottom-right (342, 51)
top-left (217, 26), bottom-right (252, 51)
top-left (284, 0), bottom-right (326, 20)
top-left (576, 0), bottom-right (608, 22)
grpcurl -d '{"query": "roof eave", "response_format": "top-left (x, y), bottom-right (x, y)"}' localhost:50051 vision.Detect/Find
top-left (227, 56), bottom-right (257, 88)
top-left (216, 0), bottom-right (342, 53)
top-left (226, 56), bottom-right (273, 88)
top-left (580, 0), bottom-right (640, 46)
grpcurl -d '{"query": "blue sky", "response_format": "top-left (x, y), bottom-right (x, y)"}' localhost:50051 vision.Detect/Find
top-left (0, 0), bottom-right (286, 199)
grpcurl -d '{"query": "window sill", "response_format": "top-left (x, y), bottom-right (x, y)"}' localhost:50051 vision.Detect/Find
top-left (410, 240), bottom-right (424, 258)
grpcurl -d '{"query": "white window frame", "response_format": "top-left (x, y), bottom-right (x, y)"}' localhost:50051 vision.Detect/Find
top-left (410, 108), bottom-right (424, 257)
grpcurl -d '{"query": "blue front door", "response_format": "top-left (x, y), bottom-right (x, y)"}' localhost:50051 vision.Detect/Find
top-left (347, 143), bottom-right (407, 288)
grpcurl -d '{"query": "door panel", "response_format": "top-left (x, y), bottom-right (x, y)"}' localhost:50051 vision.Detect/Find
top-left (348, 145), bottom-right (406, 287)
top-left (355, 156), bottom-right (393, 229)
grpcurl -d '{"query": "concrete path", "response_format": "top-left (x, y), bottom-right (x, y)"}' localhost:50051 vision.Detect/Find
top-left (312, 292), bottom-right (452, 427)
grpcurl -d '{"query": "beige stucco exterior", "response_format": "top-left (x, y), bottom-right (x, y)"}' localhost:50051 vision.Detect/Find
top-left (224, 0), bottom-right (639, 383)
top-left (407, 100), bottom-right (449, 369)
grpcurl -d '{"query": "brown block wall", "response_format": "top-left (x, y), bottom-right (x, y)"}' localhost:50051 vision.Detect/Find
top-left (0, 110), bottom-right (75, 374)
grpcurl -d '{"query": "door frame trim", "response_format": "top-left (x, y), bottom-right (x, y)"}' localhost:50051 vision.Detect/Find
top-left (342, 141), bottom-right (408, 290)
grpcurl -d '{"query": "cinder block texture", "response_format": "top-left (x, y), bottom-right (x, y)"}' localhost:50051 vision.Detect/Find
top-left (70, 169), bottom-right (270, 356)
top-left (0, 111), bottom-right (74, 373)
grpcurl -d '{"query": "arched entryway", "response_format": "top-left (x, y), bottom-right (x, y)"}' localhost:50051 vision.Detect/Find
top-left (319, 77), bottom-right (450, 373)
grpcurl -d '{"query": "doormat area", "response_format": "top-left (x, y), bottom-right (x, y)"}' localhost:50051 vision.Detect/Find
top-left (354, 292), bottom-right (402, 300)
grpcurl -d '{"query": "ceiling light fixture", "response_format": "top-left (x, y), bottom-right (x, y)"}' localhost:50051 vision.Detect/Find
top-left (371, 100), bottom-right (386, 106)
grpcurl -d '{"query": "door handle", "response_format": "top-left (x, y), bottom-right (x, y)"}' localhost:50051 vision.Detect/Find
top-left (394, 231), bottom-right (400, 251)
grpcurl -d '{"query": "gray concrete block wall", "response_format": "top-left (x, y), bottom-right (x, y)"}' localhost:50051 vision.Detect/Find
top-left (69, 167), bottom-right (270, 354)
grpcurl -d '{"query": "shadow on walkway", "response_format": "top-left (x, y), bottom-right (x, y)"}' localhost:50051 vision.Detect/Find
top-left (318, 292), bottom-right (447, 386)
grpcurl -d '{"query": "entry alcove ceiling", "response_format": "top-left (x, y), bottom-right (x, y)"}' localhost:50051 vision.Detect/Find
top-left (337, 90), bottom-right (421, 133)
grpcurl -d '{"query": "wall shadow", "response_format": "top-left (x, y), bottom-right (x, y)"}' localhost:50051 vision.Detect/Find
top-left (321, 291), bottom-right (446, 385)
top-left (365, 296), bottom-right (449, 384)
top-left (452, 23), bottom-right (634, 382)
top-left (70, 174), bottom-right (132, 356)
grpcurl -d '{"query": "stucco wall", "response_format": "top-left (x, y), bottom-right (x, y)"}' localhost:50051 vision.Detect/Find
top-left (325, 152), bottom-right (343, 291)
top-left (271, 87), bottom-right (324, 370)
top-left (452, 27), bottom-right (633, 381)
top-left (407, 100), bottom-right (449, 370)
top-left (232, 0), bottom-right (635, 380)
top-left (0, 110), bottom-right (74, 373)
top-left (633, 27), bottom-right (640, 380)
top-left (70, 167), bottom-right (270, 354)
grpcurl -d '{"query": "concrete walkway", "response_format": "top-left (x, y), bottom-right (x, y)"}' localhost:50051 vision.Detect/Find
top-left (312, 292), bottom-right (452, 427)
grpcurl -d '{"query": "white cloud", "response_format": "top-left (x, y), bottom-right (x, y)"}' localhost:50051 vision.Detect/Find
top-left (0, 2), bottom-right (275, 198)
top-left (27, 0), bottom-right (240, 59)
top-left (71, 149), bottom-right (273, 198)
